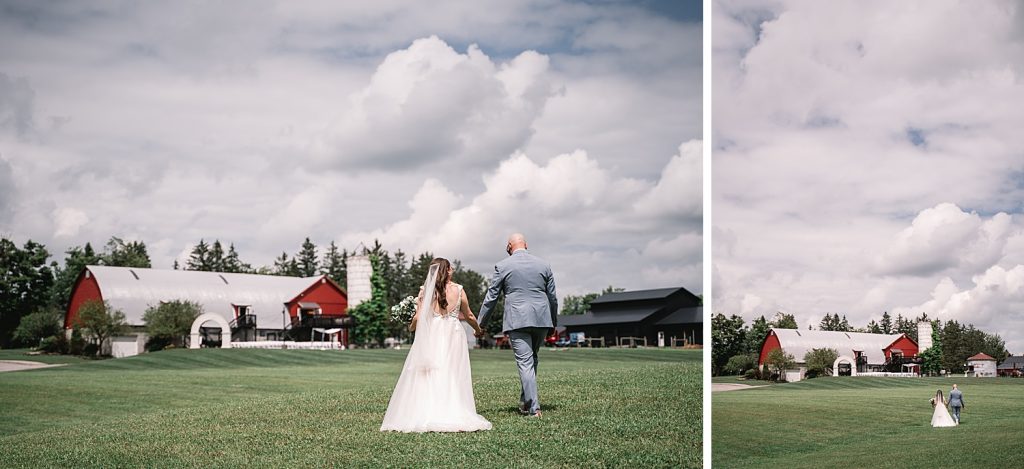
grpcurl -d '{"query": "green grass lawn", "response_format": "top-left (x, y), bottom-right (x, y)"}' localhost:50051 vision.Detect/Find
top-left (713, 376), bottom-right (1024, 468)
top-left (0, 347), bottom-right (700, 468)
top-left (0, 348), bottom-right (88, 365)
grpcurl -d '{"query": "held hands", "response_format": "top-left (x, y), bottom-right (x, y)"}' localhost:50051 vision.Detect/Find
top-left (474, 328), bottom-right (486, 338)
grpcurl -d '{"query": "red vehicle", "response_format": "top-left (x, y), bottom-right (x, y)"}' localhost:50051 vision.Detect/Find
top-left (545, 330), bottom-right (559, 346)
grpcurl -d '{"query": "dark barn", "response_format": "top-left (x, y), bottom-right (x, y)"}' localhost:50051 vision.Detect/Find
top-left (559, 287), bottom-right (702, 347)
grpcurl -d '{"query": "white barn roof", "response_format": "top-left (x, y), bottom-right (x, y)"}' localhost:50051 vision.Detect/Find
top-left (772, 328), bottom-right (904, 365)
top-left (86, 266), bottom-right (323, 328)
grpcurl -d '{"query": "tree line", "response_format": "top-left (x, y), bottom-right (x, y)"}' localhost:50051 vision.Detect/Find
top-left (0, 235), bottom-right (511, 351)
top-left (712, 311), bottom-right (1009, 378)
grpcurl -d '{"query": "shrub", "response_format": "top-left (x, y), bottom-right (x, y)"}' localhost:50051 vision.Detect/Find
top-left (744, 368), bottom-right (760, 380)
top-left (38, 334), bottom-right (68, 354)
top-left (723, 353), bottom-right (758, 376)
top-left (12, 308), bottom-right (63, 348)
top-left (765, 348), bottom-right (795, 382)
top-left (804, 348), bottom-right (839, 379)
top-left (143, 300), bottom-right (201, 350)
top-left (69, 328), bottom-right (85, 355)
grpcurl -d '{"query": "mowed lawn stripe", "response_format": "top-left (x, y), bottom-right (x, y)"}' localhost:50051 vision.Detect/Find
top-left (1, 348), bottom-right (700, 468)
top-left (713, 376), bottom-right (1024, 469)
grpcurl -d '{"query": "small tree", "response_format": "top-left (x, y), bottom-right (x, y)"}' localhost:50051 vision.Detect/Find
top-left (804, 347), bottom-right (839, 378)
top-left (143, 300), bottom-right (202, 350)
top-left (74, 300), bottom-right (128, 357)
top-left (12, 307), bottom-right (64, 348)
top-left (765, 348), bottom-right (796, 381)
top-left (723, 352), bottom-right (759, 376)
top-left (920, 320), bottom-right (944, 376)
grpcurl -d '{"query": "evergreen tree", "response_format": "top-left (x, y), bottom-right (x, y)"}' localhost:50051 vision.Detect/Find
top-left (173, 259), bottom-right (180, 270)
top-left (208, 240), bottom-right (226, 272)
top-left (222, 243), bottom-right (251, 273)
top-left (297, 237), bottom-right (319, 277)
top-left (273, 252), bottom-right (299, 276)
top-left (866, 320), bottom-right (882, 334)
top-left (186, 239), bottom-right (211, 271)
top-left (880, 311), bottom-right (893, 334)
top-left (321, 242), bottom-right (346, 286)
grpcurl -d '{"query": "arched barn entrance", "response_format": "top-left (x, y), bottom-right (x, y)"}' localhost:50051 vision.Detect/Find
top-left (190, 313), bottom-right (232, 349)
top-left (833, 355), bottom-right (857, 376)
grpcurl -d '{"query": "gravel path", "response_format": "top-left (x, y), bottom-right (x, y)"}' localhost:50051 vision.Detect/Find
top-left (0, 360), bottom-right (66, 373)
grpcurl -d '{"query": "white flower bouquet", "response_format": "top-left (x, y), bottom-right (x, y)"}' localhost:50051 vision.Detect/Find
top-left (390, 295), bottom-right (417, 324)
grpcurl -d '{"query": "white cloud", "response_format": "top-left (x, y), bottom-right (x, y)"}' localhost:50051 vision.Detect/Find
top-left (52, 207), bottom-right (89, 238)
top-left (714, 0), bottom-right (1024, 352)
top-left (0, 1), bottom-right (700, 303)
top-left (311, 36), bottom-right (554, 171)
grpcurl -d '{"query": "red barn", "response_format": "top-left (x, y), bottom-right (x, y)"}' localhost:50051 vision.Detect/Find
top-left (759, 328), bottom-right (919, 381)
top-left (65, 266), bottom-right (349, 357)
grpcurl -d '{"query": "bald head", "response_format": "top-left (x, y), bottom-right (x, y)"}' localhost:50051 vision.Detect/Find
top-left (506, 233), bottom-right (528, 255)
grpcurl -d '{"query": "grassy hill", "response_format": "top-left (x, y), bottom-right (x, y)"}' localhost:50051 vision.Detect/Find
top-left (1, 347), bottom-right (700, 468)
top-left (713, 376), bottom-right (1024, 468)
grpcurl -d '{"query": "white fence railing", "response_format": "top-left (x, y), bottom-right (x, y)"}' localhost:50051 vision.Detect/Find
top-left (856, 372), bottom-right (916, 377)
top-left (230, 341), bottom-right (344, 350)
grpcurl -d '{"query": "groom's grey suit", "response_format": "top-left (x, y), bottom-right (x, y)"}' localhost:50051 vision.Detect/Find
top-left (478, 249), bottom-right (558, 415)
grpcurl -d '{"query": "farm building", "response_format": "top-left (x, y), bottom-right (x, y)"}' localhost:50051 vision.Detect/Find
top-left (966, 353), bottom-right (997, 377)
top-left (759, 328), bottom-right (920, 382)
top-left (65, 266), bottom-right (349, 357)
top-left (559, 286), bottom-right (702, 347)
top-left (997, 355), bottom-right (1024, 377)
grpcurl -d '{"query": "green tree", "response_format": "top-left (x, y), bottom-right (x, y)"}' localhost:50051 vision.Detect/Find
top-left (273, 252), bottom-right (300, 276)
top-left (186, 239), bottom-right (211, 271)
top-left (74, 299), bottom-right (127, 357)
top-left (804, 347), bottom-right (839, 378)
top-left (561, 292), bottom-right (600, 315)
top-left (723, 352), bottom-right (759, 376)
top-left (765, 348), bottom-right (796, 381)
top-left (50, 242), bottom-right (100, 310)
top-left (208, 240), bottom-right (226, 272)
top-left (770, 312), bottom-right (798, 329)
top-left (866, 320), bottom-right (882, 334)
top-left (12, 306), bottom-right (63, 348)
top-left (880, 311), bottom-right (893, 334)
top-left (744, 315), bottom-right (771, 354)
top-left (712, 313), bottom-right (747, 376)
top-left (0, 238), bottom-right (54, 347)
top-left (100, 237), bottom-right (151, 268)
top-left (297, 237), bottom-right (319, 277)
top-left (143, 300), bottom-right (202, 350)
top-left (349, 253), bottom-right (389, 346)
top-left (222, 243), bottom-right (251, 273)
top-left (321, 242), bottom-right (347, 286)
top-left (919, 320), bottom-right (943, 376)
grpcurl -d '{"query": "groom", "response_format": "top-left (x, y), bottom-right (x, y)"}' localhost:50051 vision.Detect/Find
top-left (477, 233), bottom-right (558, 418)
top-left (949, 384), bottom-right (965, 424)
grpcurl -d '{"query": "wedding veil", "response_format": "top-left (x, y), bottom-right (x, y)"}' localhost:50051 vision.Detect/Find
top-left (406, 263), bottom-right (441, 372)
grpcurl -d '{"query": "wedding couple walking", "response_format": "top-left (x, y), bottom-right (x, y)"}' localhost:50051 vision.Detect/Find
top-left (380, 233), bottom-right (558, 432)
top-left (931, 384), bottom-right (966, 427)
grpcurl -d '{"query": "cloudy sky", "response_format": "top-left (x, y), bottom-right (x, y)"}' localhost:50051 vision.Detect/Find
top-left (713, 0), bottom-right (1024, 352)
top-left (0, 0), bottom-right (702, 302)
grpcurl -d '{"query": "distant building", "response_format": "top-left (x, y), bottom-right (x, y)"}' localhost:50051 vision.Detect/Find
top-left (759, 328), bottom-right (920, 382)
top-left (997, 355), bottom-right (1024, 377)
top-left (558, 287), bottom-right (702, 347)
top-left (966, 353), bottom-right (997, 377)
top-left (65, 266), bottom-right (349, 357)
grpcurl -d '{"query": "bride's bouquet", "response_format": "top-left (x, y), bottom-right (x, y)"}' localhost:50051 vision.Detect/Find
top-left (929, 397), bottom-right (937, 408)
top-left (390, 296), bottom-right (417, 324)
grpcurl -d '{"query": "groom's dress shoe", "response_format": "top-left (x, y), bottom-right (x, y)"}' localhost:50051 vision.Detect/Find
top-left (526, 411), bottom-right (542, 418)
top-left (519, 400), bottom-right (532, 415)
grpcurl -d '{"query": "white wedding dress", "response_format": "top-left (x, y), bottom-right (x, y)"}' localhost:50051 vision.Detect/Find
top-left (380, 265), bottom-right (492, 433)
top-left (931, 393), bottom-right (956, 427)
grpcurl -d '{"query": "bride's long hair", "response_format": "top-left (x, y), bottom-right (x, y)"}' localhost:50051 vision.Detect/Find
top-left (935, 389), bottom-right (944, 404)
top-left (431, 258), bottom-right (452, 310)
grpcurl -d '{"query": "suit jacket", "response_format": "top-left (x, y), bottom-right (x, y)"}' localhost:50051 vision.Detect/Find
top-left (478, 250), bottom-right (558, 333)
top-left (949, 389), bottom-right (964, 407)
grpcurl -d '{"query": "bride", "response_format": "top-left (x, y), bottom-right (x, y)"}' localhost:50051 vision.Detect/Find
top-left (380, 258), bottom-right (492, 432)
top-left (931, 389), bottom-right (956, 427)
